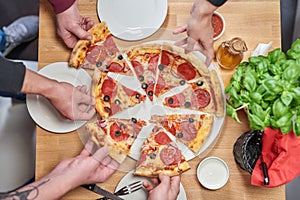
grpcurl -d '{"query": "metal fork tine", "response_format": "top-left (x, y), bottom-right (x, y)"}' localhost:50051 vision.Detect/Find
top-left (126, 185), bottom-right (143, 194)
top-left (115, 181), bottom-right (143, 196)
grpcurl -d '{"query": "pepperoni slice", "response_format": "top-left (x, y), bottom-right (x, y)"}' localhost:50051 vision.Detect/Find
top-left (160, 145), bottom-right (181, 165)
top-left (136, 151), bottom-right (147, 167)
top-left (86, 45), bottom-right (102, 64)
top-left (131, 61), bottom-right (144, 77)
top-left (164, 93), bottom-right (186, 108)
top-left (101, 77), bottom-right (117, 97)
top-left (109, 122), bottom-right (129, 141)
top-left (108, 62), bottom-right (124, 72)
top-left (161, 51), bottom-right (170, 66)
top-left (154, 75), bottom-right (165, 96)
top-left (146, 82), bottom-right (155, 101)
top-left (154, 131), bottom-right (171, 145)
top-left (148, 54), bottom-right (159, 73)
top-left (177, 62), bottom-right (197, 80)
top-left (104, 35), bottom-right (119, 54)
top-left (122, 85), bottom-right (137, 96)
top-left (179, 121), bottom-right (197, 141)
top-left (191, 88), bottom-right (211, 109)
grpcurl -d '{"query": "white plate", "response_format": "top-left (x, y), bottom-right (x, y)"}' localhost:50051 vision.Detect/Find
top-left (115, 170), bottom-right (187, 200)
top-left (26, 62), bottom-right (92, 133)
top-left (97, 0), bottom-right (168, 41)
top-left (197, 157), bottom-right (229, 190)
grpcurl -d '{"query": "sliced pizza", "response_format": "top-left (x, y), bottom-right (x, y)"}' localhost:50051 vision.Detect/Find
top-left (125, 44), bottom-right (161, 101)
top-left (149, 114), bottom-right (214, 154)
top-left (92, 70), bottom-right (147, 119)
top-left (154, 43), bottom-right (209, 98)
top-left (69, 22), bottom-right (132, 75)
top-left (134, 125), bottom-right (190, 177)
top-left (162, 72), bottom-right (224, 117)
top-left (86, 118), bottom-right (147, 163)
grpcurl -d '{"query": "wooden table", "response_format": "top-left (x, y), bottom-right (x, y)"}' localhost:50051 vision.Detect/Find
top-left (37, 0), bottom-right (284, 199)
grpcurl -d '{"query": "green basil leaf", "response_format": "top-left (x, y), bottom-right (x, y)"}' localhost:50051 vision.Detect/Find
top-left (262, 79), bottom-right (283, 94)
top-left (280, 124), bottom-right (293, 134)
top-left (250, 103), bottom-right (266, 121)
top-left (243, 72), bottom-right (257, 92)
top-left (282, 61), bottom-right (300, 82)
top-left (272, 98), bottom-right (289, 119)
top-left (267, 48), bottom-right (286, 64)
top-left (294, 115), bottom-right (300, 137)
top-left (291, 87), bottom-right (300, 105)
top-left (276, 112), bottom-right (293, 127)
top-left (280, 91), bottom-right (294, 106)
top-left (249, 92), bottom-right (262, 103)
top-left (248, 113), bottom-right (265, 130)
top-left (287, 39), bottom-right (300, 60)
top-left (269, 117), bottom-right (279, 129)
top-left (226, 104), bottom-right (241, 123)
top-left (268, 63), bottom-right (282, 76)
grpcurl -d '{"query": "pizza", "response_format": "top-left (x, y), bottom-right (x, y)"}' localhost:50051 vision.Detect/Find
top-left (134, 125), bottom-right (191, 177)
top-left (85, 118), bottom-right (146, 163)
top-left (91, 70), bottom-right (147, 119)
top-left (125, 44), bottom-right (161, 101)
top-left (163, 71), bottom-right (224, 117)
top-left (154, 44), bottom-right (209, 98)
top-left (69, 22), bottom-right (132, 75)
top-left (71, 33), bottom-right (225, 176)
top-left (149, 114), bottom-right (214, 154)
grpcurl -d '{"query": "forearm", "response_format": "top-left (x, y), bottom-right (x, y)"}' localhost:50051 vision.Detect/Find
top-left (21, 68), bottom-right (62, 101)
top-left (1, 174), bottom-right (76, 200)
top-left (193, 0), bottom-right (219, 17)
top-left (48, 0), bottom-right (76, 14)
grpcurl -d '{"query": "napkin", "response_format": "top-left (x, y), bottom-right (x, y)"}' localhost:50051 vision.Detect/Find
top-left (251, 127), bottom-right (300, 187)
top-left (251, 42), bottom-right (273, 56)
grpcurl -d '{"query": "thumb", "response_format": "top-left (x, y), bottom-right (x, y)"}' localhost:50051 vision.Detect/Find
top-left (93, 146), bottom-right (110, 162)
top-left (70, 25), bottom-right (92, 40)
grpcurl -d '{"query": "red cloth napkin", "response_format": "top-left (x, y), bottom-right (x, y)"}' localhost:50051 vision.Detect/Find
top-left (251, 127), bottom-right (300, 187)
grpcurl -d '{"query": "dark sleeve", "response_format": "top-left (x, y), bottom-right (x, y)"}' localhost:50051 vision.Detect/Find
top-left (0, 57), bottom-right (26, 94)
top-left (48, 0), bottom-right (76, 14)
top-left (207, 0), bottom-right (227, 7)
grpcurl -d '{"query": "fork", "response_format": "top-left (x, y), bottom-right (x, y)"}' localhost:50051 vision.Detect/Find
top-left (97, 181), bottom-right (143, 200)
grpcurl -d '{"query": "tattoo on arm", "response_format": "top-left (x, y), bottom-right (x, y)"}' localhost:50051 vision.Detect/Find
top-left (0, 179), bottom-right (50, 200)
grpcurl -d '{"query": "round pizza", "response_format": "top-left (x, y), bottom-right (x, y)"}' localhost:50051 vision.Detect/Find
top-left (70, 23), bottom-right (225, 177)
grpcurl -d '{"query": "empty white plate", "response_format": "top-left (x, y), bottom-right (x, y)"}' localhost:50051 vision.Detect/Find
top-left (97, 0), bottom-right (168, 41)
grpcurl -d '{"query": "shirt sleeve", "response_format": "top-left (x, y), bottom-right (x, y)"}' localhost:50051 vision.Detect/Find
top-left (0, 57), bottom-right (26, 94)
top-left (207, 0), bottom-right (227, 7)
top-left (48, 0), bottom-right (76, 14)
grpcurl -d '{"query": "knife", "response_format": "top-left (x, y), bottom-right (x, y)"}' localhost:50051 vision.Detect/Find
top-left (82, 184), bottom-right (124, 200)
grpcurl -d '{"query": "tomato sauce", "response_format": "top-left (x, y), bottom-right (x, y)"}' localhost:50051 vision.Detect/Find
top-left (212, 13), bottom-right (224, 39)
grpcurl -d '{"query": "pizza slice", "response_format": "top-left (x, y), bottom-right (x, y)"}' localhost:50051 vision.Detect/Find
top-left (125, 44), bottom-right (161, 101)
top-left (86, 118), bottom-right (147, 163)
top-left (162, 71), bottom-right (224, 117)
top-left (154, 43), bottom-right (209, 98)
top-left (92, 70), bottom-right (147, 119)
top-left (149, 114), bottom-right (214, 154)
top-left (134, 125), bottom-right (190, 177)
top-left (69, 22), bottom-right (132, 75)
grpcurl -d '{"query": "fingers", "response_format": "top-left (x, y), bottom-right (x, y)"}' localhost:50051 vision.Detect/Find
top-left (92, 146), bottom-right (110, 162)
top-left (170, 175), bottom-right (181, 188)
top-left (173, 25), bottom-right (187, 35)
top-left (80, 139), bottom-right (95, 157)
top-left (158, 173), bottom-right (171, 185)
top-left (143, 181), bottom-right (154, 191)
top-left (185, 37), bottom-right (196, 54)
top-left (75, 107), bottom-right (96, 121)
top-left (174, 37), bottom-right (187, 47)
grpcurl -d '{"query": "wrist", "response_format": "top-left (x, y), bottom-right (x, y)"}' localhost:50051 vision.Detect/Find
top-left (192, 0), bottom-right (218, 17)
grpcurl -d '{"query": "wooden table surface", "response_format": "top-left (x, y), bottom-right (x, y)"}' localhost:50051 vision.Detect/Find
top-left (37, 0), bottom-right (284, 199)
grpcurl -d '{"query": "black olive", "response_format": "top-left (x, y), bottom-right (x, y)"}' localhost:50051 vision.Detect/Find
top-left (148, 91), bottom-right (153, 96)
top-left (114, 131), bottom-right (121, 137)
top-left (197, 80), bottom-right (204, 86)
top-left (179, 80), bottom-right (186, 85)
top-left (150, 153), bottom-right (156, 159)
top-left (189, 118), bottom-right (194, 123)
top-left (135, 93), bottom-right (140, 99)
top-left (103, 95), bottom-right (110, 102)
top-left (168, 97), bottom-right (174, 104)
top-left (177, 132), bottom-right (183, 138)
top-left (104, 107), bottom-right (111, 113)
top-left (105, 64), bottom-right (110, 69)
top-left (131, 118), bottom-right (137, 123)
top-left (139, 75), bottom-right (144, 82)
top-left (96, 61), bottom-right (102, 68)
top-left (158, 64), bottom-right (165, 71)
top-left (141, 82), bottom-right (148, 89)
top-left (114, 99), bottom-right (121, 104)
top-left (184, 101), bottom-right (191, 108)
top-left (117, 54), bottom-right (123, 60)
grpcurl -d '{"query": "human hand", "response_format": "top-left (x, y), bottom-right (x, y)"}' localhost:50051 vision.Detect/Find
top-left (143, 173), bottom-right (181, 200)
top-left (55, 0), bottom-right (94, 48)
top-left (173, 0), bottom-right (217, 66)
top-left (49, 83), bottom-right (96, 121)
top-left (47, 140), bottom-right (119, 189)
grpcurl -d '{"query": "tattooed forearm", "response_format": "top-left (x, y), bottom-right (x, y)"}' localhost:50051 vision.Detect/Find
top-left (0, 179), bottom-right (50, 200)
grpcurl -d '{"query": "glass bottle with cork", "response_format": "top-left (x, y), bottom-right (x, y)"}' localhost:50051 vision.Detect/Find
top-left (216, 37), bottom-right (248, 70)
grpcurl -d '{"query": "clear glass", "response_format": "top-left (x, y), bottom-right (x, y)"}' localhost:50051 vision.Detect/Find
top-left (216, 37), bottom-right (248, 70)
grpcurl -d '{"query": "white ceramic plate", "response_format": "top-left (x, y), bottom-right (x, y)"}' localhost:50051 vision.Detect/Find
top-left (26, 62), bottom-right (92, 133)
top-left (97, 0), bottom-right (168, 41)
top-left (115, 170), bottom-right (187, 200)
